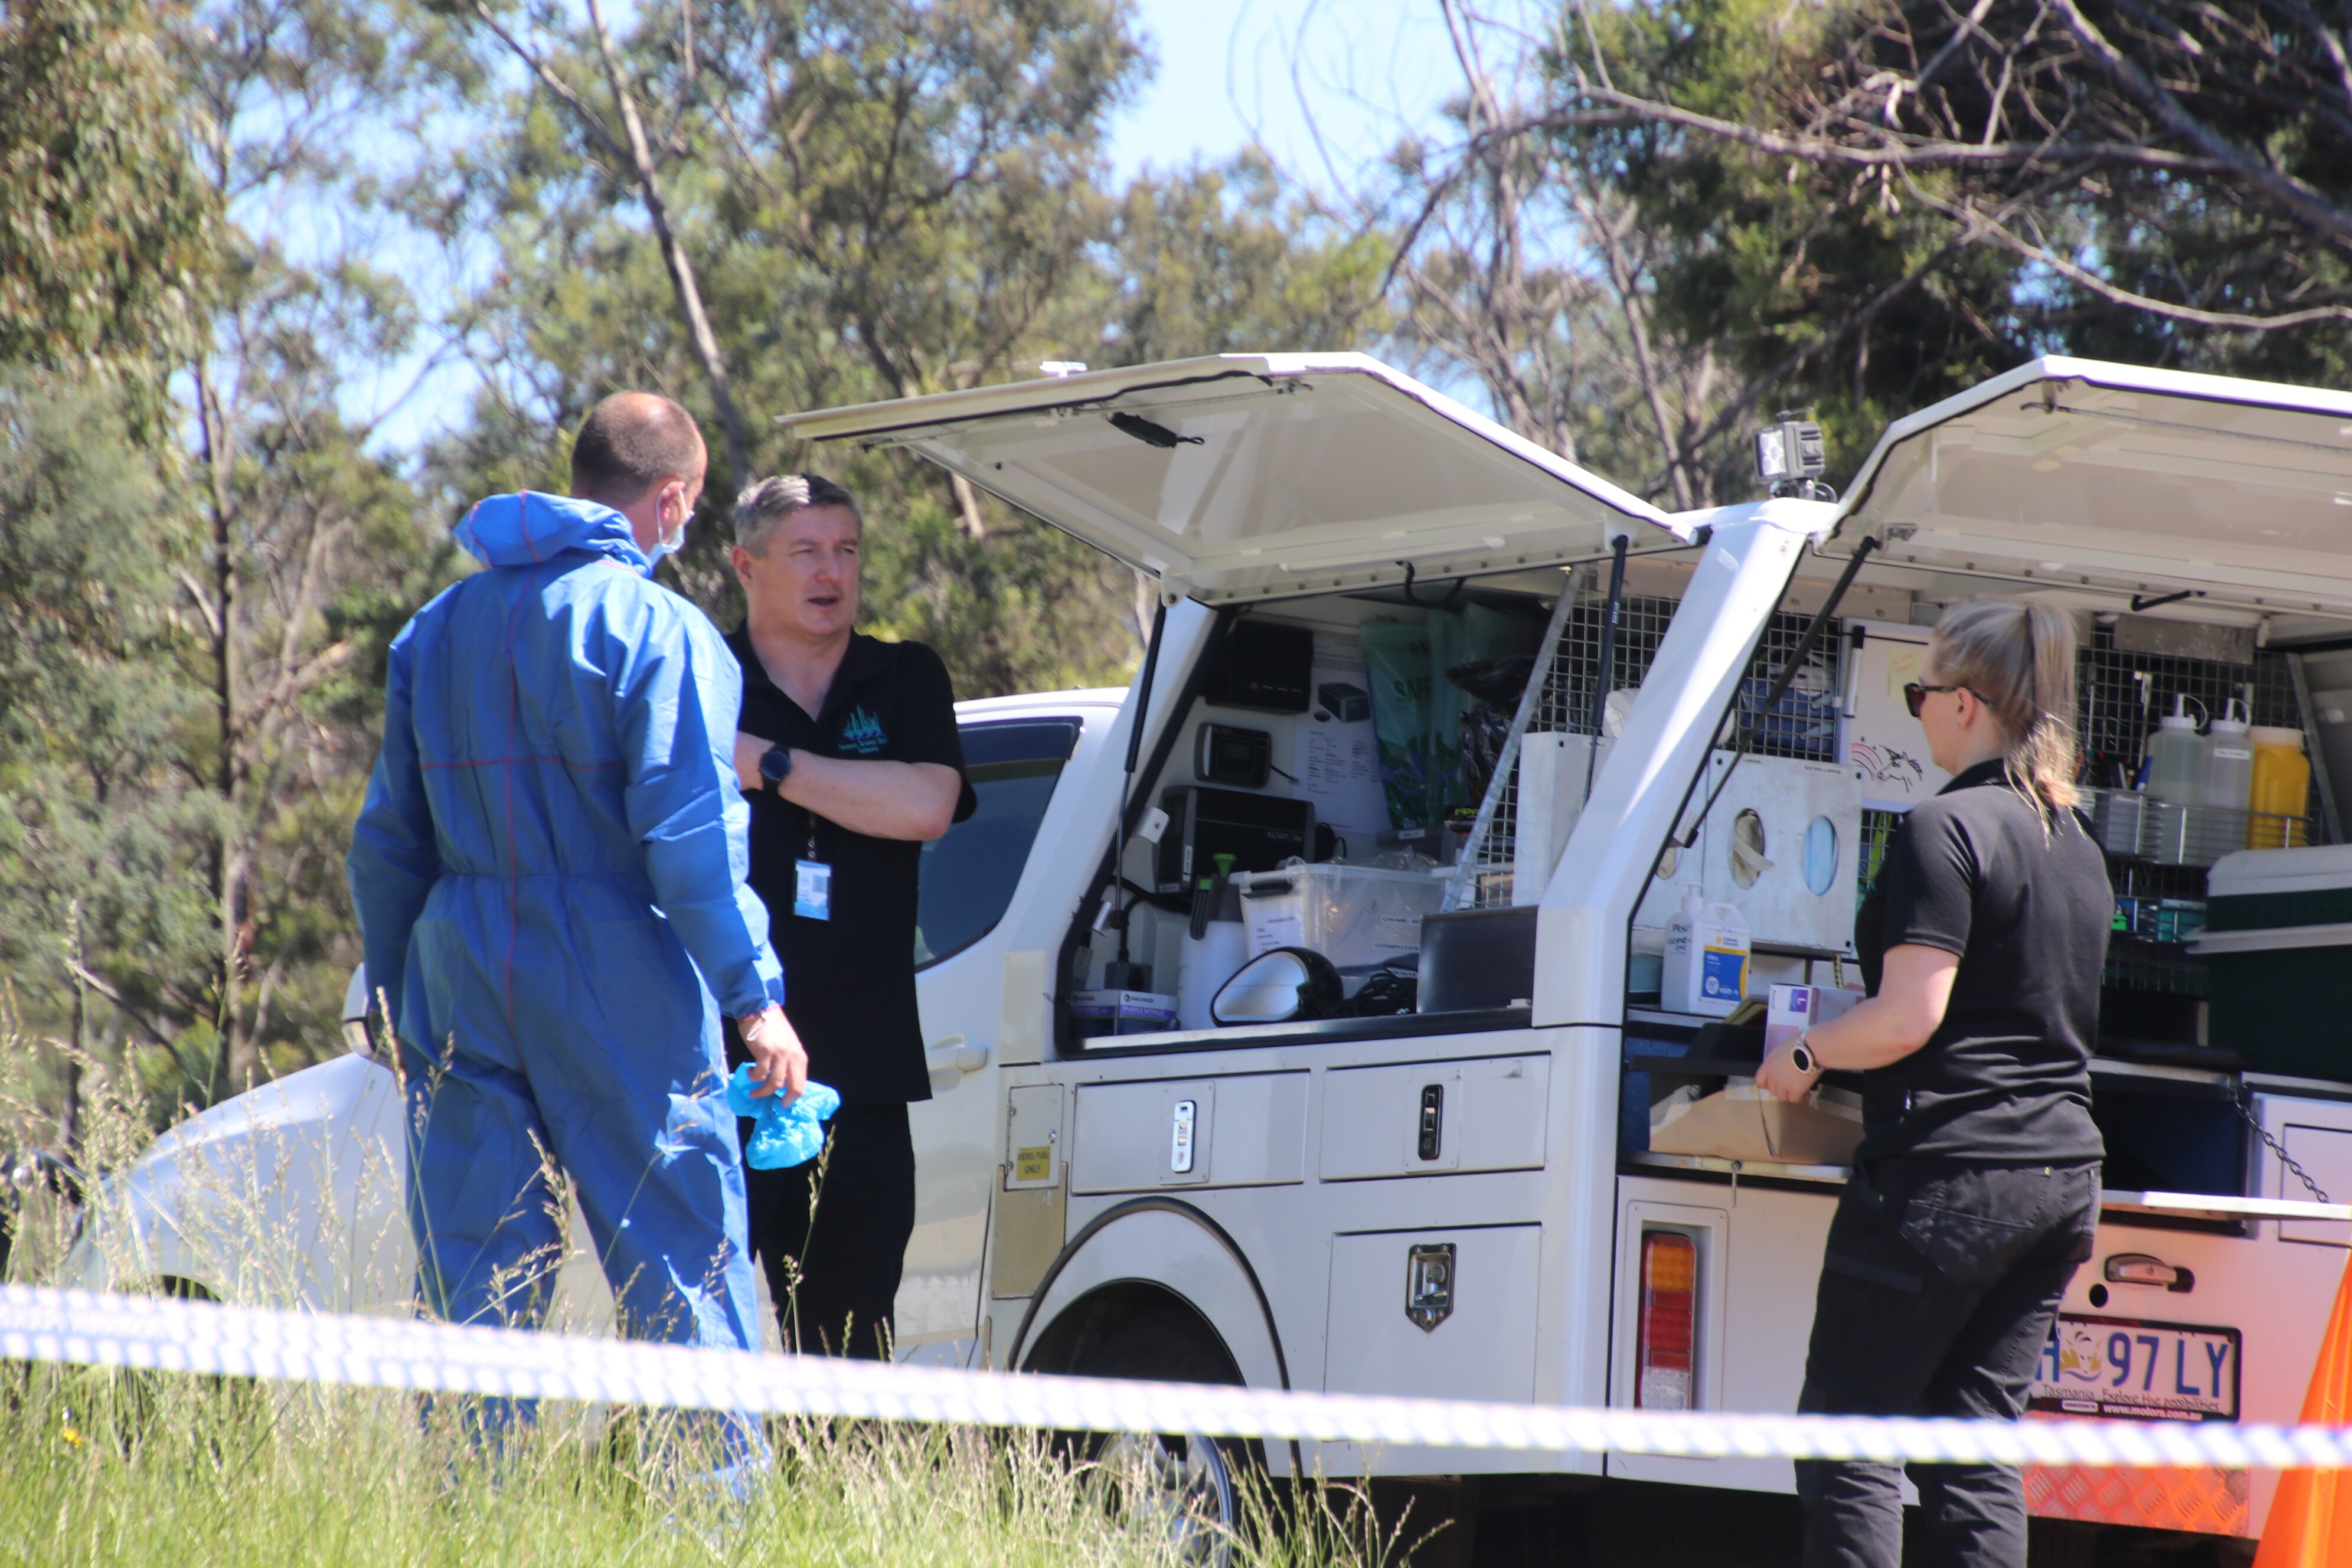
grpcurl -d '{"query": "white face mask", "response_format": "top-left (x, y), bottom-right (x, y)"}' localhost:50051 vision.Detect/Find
top-left (645, 490), bottom-right (689, 566)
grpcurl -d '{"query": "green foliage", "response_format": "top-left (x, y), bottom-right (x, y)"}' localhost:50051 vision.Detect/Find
top-left (1533, 0), bottom-right (2352, 482)
top-left (423, 0), bottom-right (1389, 699)
top-left (1103, 153), bottom-right (1391, 366)
top-left (0, 374), bottom-right (214, 1102)
top-left (1553, 0), bottom-right (2036, 482)
top-left (0, 0), bottom-right (221, 386)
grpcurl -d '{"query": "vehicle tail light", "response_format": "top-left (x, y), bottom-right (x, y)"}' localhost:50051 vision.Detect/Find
top-left (1637, 1230), bottom-right (1697, 1410)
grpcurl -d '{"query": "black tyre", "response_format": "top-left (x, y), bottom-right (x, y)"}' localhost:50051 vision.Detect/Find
top-left (1065, 1305), bottom-right (1261, 1568)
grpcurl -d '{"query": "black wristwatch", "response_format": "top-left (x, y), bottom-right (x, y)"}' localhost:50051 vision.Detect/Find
top-left (1789, 1038), bottom-right (1817, 1076)
top-left (757, 745), bottom-right (794, 796)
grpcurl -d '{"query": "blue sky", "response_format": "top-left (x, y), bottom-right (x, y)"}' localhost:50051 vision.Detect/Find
top-left (1106, 0), bottom-right (1452, 185)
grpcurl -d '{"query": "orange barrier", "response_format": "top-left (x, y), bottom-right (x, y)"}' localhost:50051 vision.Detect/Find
top-left (2255, 1254), bottom-right (2352, 1565)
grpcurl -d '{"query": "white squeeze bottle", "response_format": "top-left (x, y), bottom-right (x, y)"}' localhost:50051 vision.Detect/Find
top-left (2145, 695), bottom-right (2209, 806)
top-left (2204, 698), bottom-right (2255, 812)
top-left (1661, 884), bottom-right (1706, 1013)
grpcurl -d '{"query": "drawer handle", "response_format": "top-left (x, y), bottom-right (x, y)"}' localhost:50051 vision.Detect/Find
top-left (1417, 1084), bottom-right (1444, 1161)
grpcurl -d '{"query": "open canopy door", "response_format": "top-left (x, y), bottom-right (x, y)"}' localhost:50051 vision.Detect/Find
top-left (1835, 357), bottom-right (2352, 615)
top-left (778, 354), bottom-right (1683, 603)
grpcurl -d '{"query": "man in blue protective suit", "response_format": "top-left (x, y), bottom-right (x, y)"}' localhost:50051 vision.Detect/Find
top-left (347, 393), bottom-right (805, 1376)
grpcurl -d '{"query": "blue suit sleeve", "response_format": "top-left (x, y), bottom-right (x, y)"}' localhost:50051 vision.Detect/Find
top-left (346, 623), bottom-right (440, 1029)
top-left (614, 600), bottom-right (786, 1018)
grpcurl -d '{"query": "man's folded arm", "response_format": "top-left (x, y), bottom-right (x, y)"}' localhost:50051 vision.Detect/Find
top-left (617, 607), bottom-right (786, 1018)
top-left (345, 628), bottom-right (440, 1028)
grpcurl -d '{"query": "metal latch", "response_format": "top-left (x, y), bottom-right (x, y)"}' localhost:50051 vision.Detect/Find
top-left (1406, 1242), bottom-right (1455, 1332)
top-left (1417, 1084), bottom-right (1444, 1161)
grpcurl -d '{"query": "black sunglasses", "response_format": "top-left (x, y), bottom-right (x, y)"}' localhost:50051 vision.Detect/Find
top-left (1903, 681), bottom-right (1991, 718)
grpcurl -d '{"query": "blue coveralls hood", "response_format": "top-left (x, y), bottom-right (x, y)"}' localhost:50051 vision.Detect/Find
top-left (455, 490), bottom-right (654, 576)
top-left (348, 489), bottom-right (780, 1433)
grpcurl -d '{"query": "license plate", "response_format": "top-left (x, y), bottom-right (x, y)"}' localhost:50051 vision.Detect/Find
top-left (2029, 1314), bottom-right (2240, 1422)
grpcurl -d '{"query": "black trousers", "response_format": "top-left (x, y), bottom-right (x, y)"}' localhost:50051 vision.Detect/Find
top-left (1795, 1157), bottom-right (2100, 1568)
top-left (736, 1100), bottom-right (915, 1360)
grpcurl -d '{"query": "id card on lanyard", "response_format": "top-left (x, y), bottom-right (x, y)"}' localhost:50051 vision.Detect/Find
top-left (794, 821), bottom-right (831, 920)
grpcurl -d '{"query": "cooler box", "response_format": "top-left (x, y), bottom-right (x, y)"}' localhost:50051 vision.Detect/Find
top-left (2193, 845), bottom-right (2352, 1080)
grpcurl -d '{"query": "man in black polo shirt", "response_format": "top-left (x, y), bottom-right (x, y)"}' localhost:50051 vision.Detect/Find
top-left (722, 473), bottom-right (975, 1358)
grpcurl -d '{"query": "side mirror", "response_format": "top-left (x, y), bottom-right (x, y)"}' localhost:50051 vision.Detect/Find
top-left (1210, 947), bottom-right (1342, 1027)
top-left (341, 963), bottom-right (381, 1060)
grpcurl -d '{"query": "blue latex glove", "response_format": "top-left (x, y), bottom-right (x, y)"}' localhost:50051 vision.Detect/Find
top-left (725, 1064), bottom-right (841, 1170)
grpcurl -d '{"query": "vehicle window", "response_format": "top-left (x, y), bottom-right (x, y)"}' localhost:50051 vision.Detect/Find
top-left (916, 718), bottom-right (1082, 969)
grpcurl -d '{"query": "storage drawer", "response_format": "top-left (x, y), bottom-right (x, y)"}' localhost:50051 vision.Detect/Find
top-left (1069, 1072), bottom-right (1307, 1194)
top-left (1319, 1056), bottom-right (1549, 1180)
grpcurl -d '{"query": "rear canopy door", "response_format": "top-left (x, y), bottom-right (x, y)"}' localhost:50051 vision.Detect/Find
top-left (778, 353), bottom-right (1683, 603)
top-left (1835, 357), bottom-right (2352, 614)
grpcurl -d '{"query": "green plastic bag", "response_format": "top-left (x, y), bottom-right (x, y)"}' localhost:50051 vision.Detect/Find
top-left (1363, 613), bottom-right (1467, 831)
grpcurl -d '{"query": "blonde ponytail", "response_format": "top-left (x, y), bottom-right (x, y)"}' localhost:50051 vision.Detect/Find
top-left (1928, 600), bottom-right (2082, 829)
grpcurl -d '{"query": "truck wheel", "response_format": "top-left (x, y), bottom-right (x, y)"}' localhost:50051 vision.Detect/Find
top-left (1066, 1305), bottom-right (1259, 1567)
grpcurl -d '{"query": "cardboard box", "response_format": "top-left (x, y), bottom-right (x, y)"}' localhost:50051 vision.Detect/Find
top-left (1649, 1079), bottom-right (1866, 1167)
top-left (1764, 982), bottom-right (1864, 1057)
top-left (1069, 989), bottom-right (1179, 1038)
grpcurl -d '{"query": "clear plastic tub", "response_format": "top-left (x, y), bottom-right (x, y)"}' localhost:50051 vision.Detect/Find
top-left (1234, 862), bottom-right (1446, 988)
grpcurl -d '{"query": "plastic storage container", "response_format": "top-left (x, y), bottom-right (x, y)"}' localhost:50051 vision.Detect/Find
top-left (2248, 725), bottom-right (2312, 849)
top-left (1235, 862), bottom-right (1445, 989)
top-left (2195, 845), bottom-right (2352, 1079)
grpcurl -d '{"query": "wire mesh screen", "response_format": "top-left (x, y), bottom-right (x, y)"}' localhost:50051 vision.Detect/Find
top-left (1454, 599), bottom-right (2319, 915)
top-left (1858, 809), bottom-right (1902, 904)
top-left (1453, 594), bottom-right (1847, 908)
top-left (2076, 622), bottom-right (2302, 793)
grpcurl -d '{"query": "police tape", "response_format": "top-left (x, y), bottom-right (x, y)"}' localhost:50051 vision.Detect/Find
top-left (5, 1284), bottom-right (2348, 1471)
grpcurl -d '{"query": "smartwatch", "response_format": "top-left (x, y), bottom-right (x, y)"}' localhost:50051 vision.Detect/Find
top-left (757, 745), bottom-right (795, 796)
top-left (1789, 1038), bottom-right (1817, 1076)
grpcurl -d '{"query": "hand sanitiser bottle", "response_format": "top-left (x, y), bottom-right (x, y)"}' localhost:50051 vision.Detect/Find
top-left (1662, 884), bottom-right (1751, 1017)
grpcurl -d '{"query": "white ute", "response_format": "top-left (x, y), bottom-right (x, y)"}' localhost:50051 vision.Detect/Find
top-left (65, 352), bottom-right (2352, 1556)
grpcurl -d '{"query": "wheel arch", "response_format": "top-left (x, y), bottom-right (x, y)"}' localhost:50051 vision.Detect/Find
top-left (1008, 1197), bottom-right (1292, 1394)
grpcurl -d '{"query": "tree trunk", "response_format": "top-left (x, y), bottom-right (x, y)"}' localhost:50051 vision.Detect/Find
top-left (584, 0), bottom-right (749, 486)
top-left (195, 365), bottom-right (252, 1097)
top-left (63, 901), bottom-right (86, 1163)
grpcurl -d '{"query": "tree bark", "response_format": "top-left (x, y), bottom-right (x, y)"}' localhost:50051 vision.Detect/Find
top-left (583, 0), bottom-right (749, 485)
top-left (193, 364), bottom-right (253, 1096)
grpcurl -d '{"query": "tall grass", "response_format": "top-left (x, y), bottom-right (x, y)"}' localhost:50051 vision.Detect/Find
top-left (2, 1366), bottom-right (1396, 1568)
top-left (2, 1031), bottom-right (1404, 1567)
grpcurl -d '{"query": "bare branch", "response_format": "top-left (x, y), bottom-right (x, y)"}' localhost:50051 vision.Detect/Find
top-left (2046, 0), bottom-right (2352, 249)
top-left (581, 0), bottom-right (750, 481)
top-left (465, 1), bottom-right (628, 166)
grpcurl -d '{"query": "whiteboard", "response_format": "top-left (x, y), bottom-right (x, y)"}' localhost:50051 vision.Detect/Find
top-left (1840, 620), bottom-right (1952, 812)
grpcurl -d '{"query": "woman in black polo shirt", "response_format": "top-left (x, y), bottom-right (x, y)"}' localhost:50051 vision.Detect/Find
top-left (1758, 600), bottom-right (2110, 1568)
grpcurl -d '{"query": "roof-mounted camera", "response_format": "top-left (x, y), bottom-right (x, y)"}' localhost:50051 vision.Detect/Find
top-left (1755, 410), bottom-right (1836, 501)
